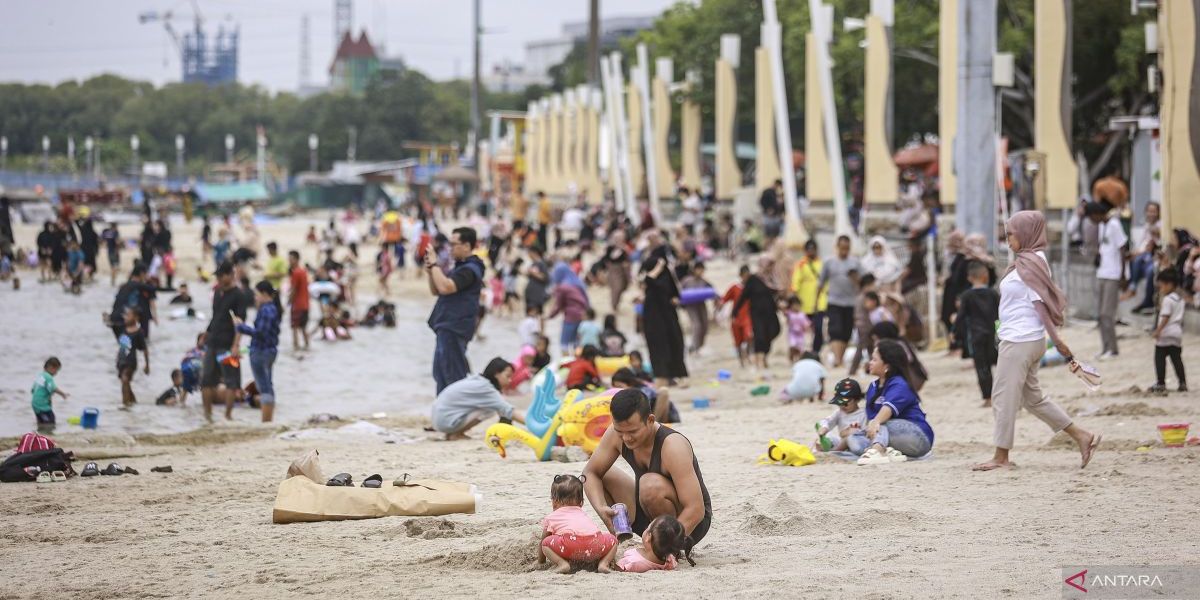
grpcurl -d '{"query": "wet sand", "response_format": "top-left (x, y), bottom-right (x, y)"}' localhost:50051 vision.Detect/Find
top-left (1, 213), bottom-right (1198, 598)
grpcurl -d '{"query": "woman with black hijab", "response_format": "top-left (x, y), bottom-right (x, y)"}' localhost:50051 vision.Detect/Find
top-left (638, 231), bottom-right (688, 386)
top-left (733, 256), bottom-right (782, 370)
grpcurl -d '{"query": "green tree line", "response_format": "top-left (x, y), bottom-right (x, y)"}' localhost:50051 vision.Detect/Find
top-left (0, 70), bottom-right (528, 177)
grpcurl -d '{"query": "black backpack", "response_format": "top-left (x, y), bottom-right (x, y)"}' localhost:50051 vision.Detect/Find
top-left (0, 448), bottom-right (74, 482)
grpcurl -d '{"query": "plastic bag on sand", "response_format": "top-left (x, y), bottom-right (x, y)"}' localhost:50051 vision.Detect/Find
top-left (286, 449), bottom-right (323, 483)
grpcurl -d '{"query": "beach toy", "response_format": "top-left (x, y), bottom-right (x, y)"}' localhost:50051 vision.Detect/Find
top-left (692, 398), bottom-right (710, 409)
top-left (750, 385), bottom-right (770, 396)
top-left (611, 503), bottom-right (633, 541)
top-left (556, 389), bottom-right (615, 455)
top-left (756, 438), bottom-right (816, 466)
top-left (679, 287), bottom-right (717, 306)
top-left (1157, 423), bottom-right (1190, 447)
top-left (815, 423), bottom-right (832, 452)
top-left (595, 355), bottom-right (631, 377)
top-left (486, 372), bottom-right (614, 460)
top-left (81, 408), bottom-right (99, 430)
top-left (67, 416), bottom-right (81, 426)
top-left (716, 370), bottom-right (732, 382)
top-left (634, 302), bottom-right (643, 316)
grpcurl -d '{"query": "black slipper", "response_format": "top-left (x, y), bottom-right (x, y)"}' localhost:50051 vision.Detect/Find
top-left (326, 472), bottom-right (352, 487)
top-left (123, 466), bottom-right (139, 475)
top-left (361, 474), bottom-right (382, 488)
top-left (80, 462), bottom-right (99, 477)
top-left (100, 463), bottom-right (125, 476)
top-left (151, 466), bottom-right (173, 473)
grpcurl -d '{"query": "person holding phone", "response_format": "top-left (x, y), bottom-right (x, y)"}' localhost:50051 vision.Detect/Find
top-left (426, 227), bottom-right (486, 394)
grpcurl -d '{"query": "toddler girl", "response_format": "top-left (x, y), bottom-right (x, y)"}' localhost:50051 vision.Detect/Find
top-left (784, 296), bottom-right (812, 363)
top-left (616, 514), bottom-right (694, 572)
top-left (539, 474), bottom-right (618, 573)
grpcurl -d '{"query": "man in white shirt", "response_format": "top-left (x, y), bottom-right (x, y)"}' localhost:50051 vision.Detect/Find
top-left (1086, 201), bottom-right (1127, 359)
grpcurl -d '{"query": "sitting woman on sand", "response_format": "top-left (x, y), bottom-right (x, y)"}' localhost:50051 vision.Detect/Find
top-left (849, 340), bottom-right (935, 465)
top-left (431, 358), bottom-right (528, 440)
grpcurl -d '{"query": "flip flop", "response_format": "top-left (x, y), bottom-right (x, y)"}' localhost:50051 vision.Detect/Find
top-left (325, 472), bottom-right (352, 487)
top-left (1081, 433), bottom-right (1102, 469)
top-left (51, 471), bottom-right (67, 482)
top-left (36, 471), bottom-right (52, 484)
top-left (123, 466), bottom-right (140, 475)
top-left (101, 463), bottom-right (125, 476)
top-left (361, 474), bottom-right (383, 488)
top-left (80, 462), bottom-right (99, 477)
top-left (151, 466), bottom-right (173, 473)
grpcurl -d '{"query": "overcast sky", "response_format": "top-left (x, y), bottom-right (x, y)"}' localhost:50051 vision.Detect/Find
top-left (0, 0), bottom-right (678, 92)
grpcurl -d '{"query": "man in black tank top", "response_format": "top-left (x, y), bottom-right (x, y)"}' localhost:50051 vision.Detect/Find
top-left (582, 389), bottom-right (712, 550)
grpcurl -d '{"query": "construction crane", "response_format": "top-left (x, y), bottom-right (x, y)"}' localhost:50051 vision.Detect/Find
top-left (138, 0), bottom-right (238, 85)
top-left (139, 0), bottom-right (201, 51)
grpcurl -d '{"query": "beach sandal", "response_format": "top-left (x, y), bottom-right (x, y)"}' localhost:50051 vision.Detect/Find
top-left (326, 472), bottom-right (352, 487)
top-left (151, 466), bottom-right (173, 473)
top-left (1080, 433), bottom-right (1102, 469)
top-left (885, 447), bottom-right (908, 463)
top-left (80, 462), bottom-right (99, 477)
top-left (101, 463), bottom-right (125, 476)
top-left (361, 474), bottom-right (383, 488)
top-left (856, 448), bottom-right (890, 466)
top-left (36, 471), bottom-right (53, 484)
top-left (123, 466), bottom-right (140, 475)
top-left (51, 471), bottom-right (67, 482)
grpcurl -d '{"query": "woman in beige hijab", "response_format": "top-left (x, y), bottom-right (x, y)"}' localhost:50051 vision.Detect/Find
top-left (974, 211), bottom-right (1101, 471)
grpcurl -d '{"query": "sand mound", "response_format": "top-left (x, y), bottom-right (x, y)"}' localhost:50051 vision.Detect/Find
top-left (426, 540), bottom-right (542, 572)
top-left (404, 517), bottom-right (465, 539)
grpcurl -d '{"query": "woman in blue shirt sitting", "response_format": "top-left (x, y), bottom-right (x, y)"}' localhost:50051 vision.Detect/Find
top-left (849, 340), bottom-right (935, 465)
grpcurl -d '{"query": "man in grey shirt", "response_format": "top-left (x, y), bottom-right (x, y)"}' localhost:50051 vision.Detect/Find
top-left (817, 235), bottom-right (861, 368)
top-left (431, 358), bottom-right (527, 440)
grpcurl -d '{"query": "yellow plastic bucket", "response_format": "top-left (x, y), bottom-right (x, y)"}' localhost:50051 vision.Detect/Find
top-left (1157, 423), bottom-right (1190, 447)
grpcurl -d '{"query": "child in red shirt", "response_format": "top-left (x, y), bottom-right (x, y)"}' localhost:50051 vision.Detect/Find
top-left (564, 345), bottom-right (601, 391)
top-left (718, 265), bottom-right (753, 367)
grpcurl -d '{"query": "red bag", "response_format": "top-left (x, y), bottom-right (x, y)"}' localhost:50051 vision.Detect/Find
top-left (16, 432), bottom-right (56, 454)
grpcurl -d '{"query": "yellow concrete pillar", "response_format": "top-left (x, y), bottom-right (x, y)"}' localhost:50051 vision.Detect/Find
top-left (804, 33), bottom-right (832, 203)
top-left (755, 46), bottom-right (781, 195)
top-left (1034, 0), bottom-right (1077, 209)
top-left (626, 82), bottom-right (646, 199)
top-left (1159, 0), bottom-right (1200, 235)
top-left (680, 94), bottom-right (703, 191)
top-left (714, 56), bottom-right (742, 200)
top-left (864, 15), bottom-right (897, 205)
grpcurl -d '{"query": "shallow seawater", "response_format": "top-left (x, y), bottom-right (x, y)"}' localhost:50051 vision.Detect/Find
top-left (0, 276), bottom-right (519, 437)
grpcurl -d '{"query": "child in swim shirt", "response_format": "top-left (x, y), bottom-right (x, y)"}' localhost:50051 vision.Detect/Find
top-left (617, 514), bottom-right (695, 572)
top-left (538, 474), bottom-right (618, 573)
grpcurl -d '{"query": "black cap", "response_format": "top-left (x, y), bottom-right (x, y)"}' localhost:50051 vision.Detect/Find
top-left (830, 378), bottom-right (863, 405)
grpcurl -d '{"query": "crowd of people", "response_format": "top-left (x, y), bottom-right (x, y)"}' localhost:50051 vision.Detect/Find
top-left (12, 170), bottom-right (1196, 573)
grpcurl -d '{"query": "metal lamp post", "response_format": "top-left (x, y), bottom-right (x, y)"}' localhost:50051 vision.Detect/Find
top-left (67, 136), bottom-right (76, 173)
top-left (256, 129), bottom-right (267, 183)
top-left (1, 136), bottom-right (7, 171)
top-left (308, 133), bottom-right (319, 172)
top-left (175, 134), bottom-right (185, 178)
top-left (41, 136), bottom-right (50, 171)
top-left (84, 136), bottom-right (94, 178)
top-left (225, 134), bottom-right (235, 164)
top-left (130, 134), bottom-right (140, 184)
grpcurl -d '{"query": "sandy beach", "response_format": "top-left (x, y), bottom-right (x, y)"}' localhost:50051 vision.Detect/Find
top-left (2, 214), bottom-right (1198, 599)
